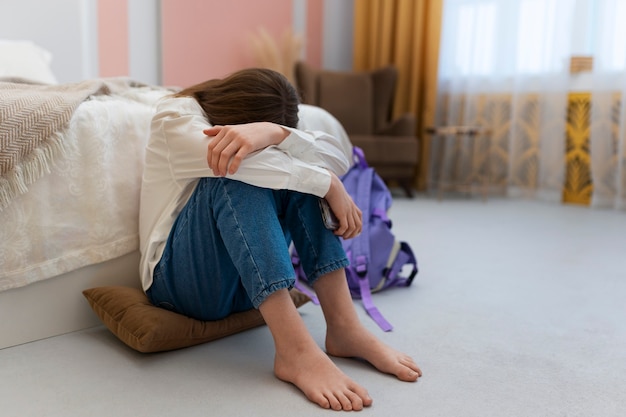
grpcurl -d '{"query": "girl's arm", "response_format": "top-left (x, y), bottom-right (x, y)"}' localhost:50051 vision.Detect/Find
top-left (155, 97), bottom-right (361, 238)
top-left (155, 99), bottom-right (336, 198)
top-left (203, 104), bottom-right (353, 178)
top-left (204, 124), bottom-right (350, 177)
top-left (202, 121), bottom-right (361, 238)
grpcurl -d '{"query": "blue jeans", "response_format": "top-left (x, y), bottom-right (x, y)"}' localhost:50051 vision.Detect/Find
top-left (146, 177), bottom-right (349, 321)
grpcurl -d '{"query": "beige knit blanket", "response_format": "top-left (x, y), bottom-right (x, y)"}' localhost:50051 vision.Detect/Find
top-left (0, 78), bottom-right (144, 211)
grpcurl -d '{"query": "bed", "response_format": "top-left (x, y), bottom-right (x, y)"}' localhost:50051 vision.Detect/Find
top-left (0, 40), bottom-right (173, 348)
top-left (0, 40), bottom-right (353, 350)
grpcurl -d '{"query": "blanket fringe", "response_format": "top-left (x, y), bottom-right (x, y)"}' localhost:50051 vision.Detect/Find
top-left (0, 130), bottom-right (67, 212)
top-left (0, 77), bottom-right (155, 212)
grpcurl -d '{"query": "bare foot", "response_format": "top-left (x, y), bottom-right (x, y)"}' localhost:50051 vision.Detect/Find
top-left (274, 344), bottom-right (373, 411)
top-left (325, 325), bottom-right (422, 382)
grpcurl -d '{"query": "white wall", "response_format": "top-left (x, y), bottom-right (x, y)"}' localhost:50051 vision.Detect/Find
top-left (0, 0), bottom-right (98, 83)
top-left (322, 0), bottom-right (354, 70)
top-left (0, 0), bottom-right (352, 84)
top-left (0, 0), bottom-right (160, 84)
top-left (128, 0), bottom-right (161, 85)
top-left (292, 0), bottom-right (354, 71)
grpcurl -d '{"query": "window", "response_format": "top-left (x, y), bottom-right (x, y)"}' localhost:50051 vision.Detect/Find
top-left (440, 0), bottom-right (626, 78)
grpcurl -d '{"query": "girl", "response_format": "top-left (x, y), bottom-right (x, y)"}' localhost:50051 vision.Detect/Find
top-left (139, 68), bottom-right (421, 411)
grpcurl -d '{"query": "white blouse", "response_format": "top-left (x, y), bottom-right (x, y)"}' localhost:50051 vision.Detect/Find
top-left (138, 96), bottom-right (351, 291)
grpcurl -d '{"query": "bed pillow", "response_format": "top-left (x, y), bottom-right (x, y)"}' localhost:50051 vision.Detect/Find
top-left (0, 40), bottom-right (58, 84)
top-left (83, 286), bottom-right (311, 353)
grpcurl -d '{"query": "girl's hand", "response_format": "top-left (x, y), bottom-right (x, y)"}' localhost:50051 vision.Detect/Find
top-left (204, 122), bottom-right (288, 176)
top-left (324, 172), bottom-right (362, 239)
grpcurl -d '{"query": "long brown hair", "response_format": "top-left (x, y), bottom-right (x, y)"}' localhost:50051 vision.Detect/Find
top-left (175, 68), bottom-right (300, 128)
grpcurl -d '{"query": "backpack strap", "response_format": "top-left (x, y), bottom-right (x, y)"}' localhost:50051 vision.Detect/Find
top-left (351, 162), bottom-right (394, 332)
top-left (358, 270), bottom-right (393, 331)
top-left (352, 146), bottom-right (369, 169)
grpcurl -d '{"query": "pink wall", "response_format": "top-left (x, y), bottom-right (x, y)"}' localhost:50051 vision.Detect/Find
top-left (162, 0), bottom-right (293, 87)
top-left (97, 0), bottom-right (129, 77)
top-left (306, 0), bottom-right (323, 68)
top-left (97, 0), bottom-right (325, 86)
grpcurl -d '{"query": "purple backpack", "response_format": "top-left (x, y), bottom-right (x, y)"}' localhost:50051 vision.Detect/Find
top-left (292, 147), bottom-right (418, 331)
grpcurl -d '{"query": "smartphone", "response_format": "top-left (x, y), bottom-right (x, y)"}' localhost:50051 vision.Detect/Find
top-left (319, 199), bottom-right (339, 230)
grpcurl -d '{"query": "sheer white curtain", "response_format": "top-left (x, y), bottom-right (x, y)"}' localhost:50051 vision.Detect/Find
top-left (588, 0), bottom-right (626, 209)
top-left (435, 0), bottom-right (626, 210)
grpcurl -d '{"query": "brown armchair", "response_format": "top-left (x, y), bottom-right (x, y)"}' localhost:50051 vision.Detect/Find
top-left (294, 61), bottom-right (419, 197)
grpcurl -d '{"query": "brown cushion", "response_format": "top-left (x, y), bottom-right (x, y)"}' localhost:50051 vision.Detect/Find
top-left (83, 286), bottom-right (310, 353)
top-left (294, 62), bottom-right (399, 135)
top-left (318, 71), bottom-right (374, 134)
top-left (371, 66), bottom-right (398, 132)
top-left (294, 61), bottom-right (319, 104)
top-left (350, 134), bottom-right (420, 165)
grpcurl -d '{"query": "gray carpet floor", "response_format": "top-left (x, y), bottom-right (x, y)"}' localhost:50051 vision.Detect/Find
top-left (1, 196), bottom-right (625, 417)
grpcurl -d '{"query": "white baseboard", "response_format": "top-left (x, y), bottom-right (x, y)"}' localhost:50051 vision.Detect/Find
top-left (0, 251), bottom-right (141, 350)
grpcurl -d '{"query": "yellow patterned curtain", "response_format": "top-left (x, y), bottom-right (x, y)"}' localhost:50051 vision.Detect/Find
top-left (353, 0), bottom-right (443, 190)
top-left (433, 1), bottom-right (626, 209)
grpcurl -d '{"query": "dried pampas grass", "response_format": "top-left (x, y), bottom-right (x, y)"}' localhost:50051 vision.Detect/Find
top-left (250, 27), bottom-right (303, 85)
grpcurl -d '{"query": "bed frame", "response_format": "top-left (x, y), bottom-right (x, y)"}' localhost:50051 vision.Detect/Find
top-left (0, 252), bottom-right (140, 349)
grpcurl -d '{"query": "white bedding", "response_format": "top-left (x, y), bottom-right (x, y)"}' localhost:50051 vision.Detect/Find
top-left (0, 86), bottom-right (170, 292)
